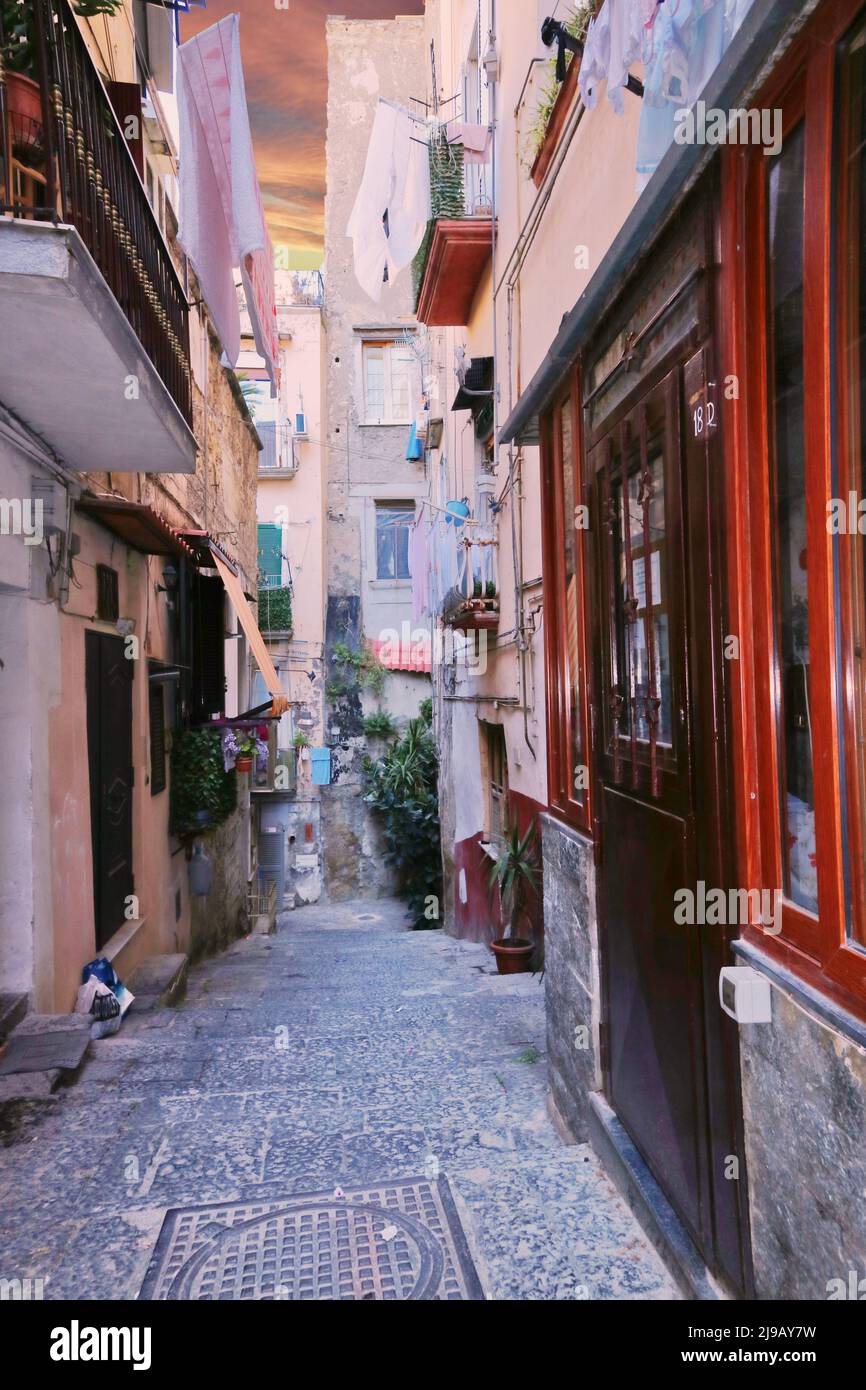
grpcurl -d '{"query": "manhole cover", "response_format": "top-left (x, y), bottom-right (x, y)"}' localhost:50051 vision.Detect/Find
top-left (139, 1176), bottom-right (484, 1301)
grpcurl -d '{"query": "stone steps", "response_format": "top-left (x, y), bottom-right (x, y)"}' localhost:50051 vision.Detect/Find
top-left (126, 954), bottom-right (188, 1014)
top-left (0, 1012), bottom-right (91, 1104)
top-left (0, 992), bottom-right (27, 1042)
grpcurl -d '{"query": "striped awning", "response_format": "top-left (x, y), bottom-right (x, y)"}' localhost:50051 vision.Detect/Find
top-left (210, 550), bottom-right (289, 716)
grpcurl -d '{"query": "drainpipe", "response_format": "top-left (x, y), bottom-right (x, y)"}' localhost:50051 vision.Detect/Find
top-left (488, 8), bottom-right (535, 765)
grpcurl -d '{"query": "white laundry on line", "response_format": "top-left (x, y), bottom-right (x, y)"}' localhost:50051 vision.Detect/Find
top-left (177, 14), bottom-right (280, 394)
top-left (346, 98), bottom-right (432, 302)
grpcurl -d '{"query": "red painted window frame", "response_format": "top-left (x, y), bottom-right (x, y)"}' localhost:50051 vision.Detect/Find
top-left (541, 366), bottom-right (593, 833)
top-left (721, 0), bottom-right (866, 1014)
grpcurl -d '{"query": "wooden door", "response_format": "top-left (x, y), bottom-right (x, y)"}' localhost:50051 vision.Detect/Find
top-left (85, 630), bottom-right (134, 950)
top-left (589, 355), bottom-right (750, 1292)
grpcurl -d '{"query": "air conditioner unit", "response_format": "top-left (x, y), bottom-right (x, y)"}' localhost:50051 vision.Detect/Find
top-left (294, 412), bottom-right (308, 438)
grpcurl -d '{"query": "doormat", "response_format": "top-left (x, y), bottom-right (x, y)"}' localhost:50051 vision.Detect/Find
top-left (138, 1176), bottom-right (485, 1300)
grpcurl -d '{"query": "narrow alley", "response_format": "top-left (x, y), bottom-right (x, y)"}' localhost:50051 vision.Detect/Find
top-left (0, 903), bottom-right (675, 1302)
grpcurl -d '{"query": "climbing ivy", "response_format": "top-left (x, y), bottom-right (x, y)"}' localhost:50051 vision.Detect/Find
top-left (169, 727), bottom-right (237, 838)
top-left (258, 586), bottom-right (292, 633)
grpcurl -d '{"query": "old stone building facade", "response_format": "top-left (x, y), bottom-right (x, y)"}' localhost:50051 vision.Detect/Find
top-left (321, 17), bottom-right (432, 901)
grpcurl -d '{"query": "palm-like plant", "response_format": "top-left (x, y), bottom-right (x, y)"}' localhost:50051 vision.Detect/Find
top-left (488, 820), bottom-right (539, 943)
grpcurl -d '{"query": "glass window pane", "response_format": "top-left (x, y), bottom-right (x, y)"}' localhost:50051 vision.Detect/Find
top-left (376, 510), bottom-right (395, 578)
top-left (767, 122), bottom-right (817, 915)
top-left (365, 345), bottom-right (385, 419)
top-left (836, 19), bottom-right (866, 945)
top-left (612, 447), bottom-right (672, 752)
top-left (560, 403), bottom-right (585, 799)
top-left (389, 348), bottom-right (412, 420)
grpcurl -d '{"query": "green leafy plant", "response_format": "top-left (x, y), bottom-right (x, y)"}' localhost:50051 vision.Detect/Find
top-left (1, 0), bottom-right (125, 74)
top-left (330, 641), bottom-right (387, 698)
top-left (363, 711), bottom-right (397, 739)
top-left (365, 701), bottom-right (442, 929)
top-left (526, 3), bottom-right (595, 164)
top-left (169, 727), bottom-right (237, 838)
top-left (488, 820), bottom-right (540, 942)
top-left (292, 730), bottom-right (309, 748)
top-left (258, 585), bottom-right (292, 633)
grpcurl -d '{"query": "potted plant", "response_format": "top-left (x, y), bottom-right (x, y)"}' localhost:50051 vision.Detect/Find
top-left (1, 1), bottom-right (125, 146)
top-left (222, 728), bottom-right (267, 775)
top-left (488, 820), bottom-right (539, 974)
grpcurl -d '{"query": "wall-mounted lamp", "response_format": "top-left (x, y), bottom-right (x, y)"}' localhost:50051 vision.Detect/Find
top-left (156, 561), bottom-right (178, 595)
top-left (482, 31), bottom-right (500, 84)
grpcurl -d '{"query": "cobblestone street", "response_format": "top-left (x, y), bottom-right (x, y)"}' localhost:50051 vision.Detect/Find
top-left (0, 903), bottom-right (677, 1300)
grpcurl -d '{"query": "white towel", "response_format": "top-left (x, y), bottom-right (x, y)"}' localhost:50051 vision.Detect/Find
top-left (177, 15), bottom-right (280, 393)
top-left (347, 98), bottom-right (431, 302)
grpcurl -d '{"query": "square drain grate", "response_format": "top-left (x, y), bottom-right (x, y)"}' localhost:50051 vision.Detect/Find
top-left (139, 1176), bottom-right (484, 1301)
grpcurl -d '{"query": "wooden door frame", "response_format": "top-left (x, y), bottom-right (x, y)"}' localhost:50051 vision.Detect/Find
top-left (85, 629), bottom-right (134, 952)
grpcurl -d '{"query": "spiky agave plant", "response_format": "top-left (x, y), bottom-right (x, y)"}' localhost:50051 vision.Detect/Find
top-left (488, 820), bottom-right (539, 942)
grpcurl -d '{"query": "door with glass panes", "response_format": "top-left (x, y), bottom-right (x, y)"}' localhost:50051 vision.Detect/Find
top-left (589, 349), bottom-right (750, 1294)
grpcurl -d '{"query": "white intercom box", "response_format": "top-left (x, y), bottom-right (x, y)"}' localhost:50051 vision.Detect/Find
top-left (719, 966), bottom-right (772, 1024)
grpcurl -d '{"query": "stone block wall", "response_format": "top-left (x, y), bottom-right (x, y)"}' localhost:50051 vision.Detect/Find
top-left (541, 814), bottom-right (602, 1140)
top-left (738, 972), bottom-right (866, 1299)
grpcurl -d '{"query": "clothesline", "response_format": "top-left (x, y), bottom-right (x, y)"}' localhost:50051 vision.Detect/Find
top-left (415, 497), bottom-right (485, 525)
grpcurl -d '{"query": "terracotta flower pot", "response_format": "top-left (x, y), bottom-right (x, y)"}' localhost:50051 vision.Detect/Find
top-left (235, 754), bottom-right (253, 773)
top-left (490, 937), bottom-right (534, 975)
top-left (5, 72), bottom-right (44, 160)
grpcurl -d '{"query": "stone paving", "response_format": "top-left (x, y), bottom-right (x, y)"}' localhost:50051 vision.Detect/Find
top-left (0, 899), bottom-right (679, 1300)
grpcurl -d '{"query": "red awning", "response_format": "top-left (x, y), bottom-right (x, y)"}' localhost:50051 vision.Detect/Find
top-left (76, 497), bottom-right (196, 559)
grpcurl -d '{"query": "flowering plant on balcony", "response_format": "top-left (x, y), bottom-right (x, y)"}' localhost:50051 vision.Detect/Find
top-left (222, 728), bottom-right (268, 773)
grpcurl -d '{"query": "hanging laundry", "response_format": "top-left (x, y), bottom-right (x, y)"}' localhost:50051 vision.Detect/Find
top-left (450, 123), bottom-right (492, 165)
top-left (177, 16), bottom-right (280, 394)
top-left (636, 0), bottom-right (749, 189)
top-left (410, 508), bottom-right (431, 621)
top-left (346, 98), bottom-right (431, 302)
top-left (578, 0), bottom-right (644, 116)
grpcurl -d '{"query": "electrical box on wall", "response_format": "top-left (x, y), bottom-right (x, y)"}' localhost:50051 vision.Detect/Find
top-left (719, 966), bottom-right (772, 1024)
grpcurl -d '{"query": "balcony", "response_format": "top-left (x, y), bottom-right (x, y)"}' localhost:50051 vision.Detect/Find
top-left (0, 0), bottom-right (195, 475)
top-left (413, 137), bottom-right (493, 328)
top-left (257, 422), bottom-right (298, 478)
top-left (438, 521), bottom-right (500, 633)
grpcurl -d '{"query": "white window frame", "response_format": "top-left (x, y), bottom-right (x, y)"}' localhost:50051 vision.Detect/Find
top-left (362, 340), bottom-right (415, 425)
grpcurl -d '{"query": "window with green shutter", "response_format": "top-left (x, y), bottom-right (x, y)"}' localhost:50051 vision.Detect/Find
top-left (257, 524), bottom-right (282, 589)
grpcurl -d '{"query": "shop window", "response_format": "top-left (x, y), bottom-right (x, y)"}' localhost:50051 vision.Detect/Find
top-left (542, 374), bottom-right (591, 831)
top-left (836, 11), bottom-right (866, 948)
top-left (375, 502), bottom-right (413, 580)
top-left (731, 0), bottom-right (866, 1008)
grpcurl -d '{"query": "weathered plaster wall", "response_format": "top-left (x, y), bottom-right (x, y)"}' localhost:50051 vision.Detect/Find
top-left (541, 814), bottom-right (602, 1141)
top-left (739, 980), bottom-right (866, 1299)
top-left (322, 17), bottom-right (431, 900)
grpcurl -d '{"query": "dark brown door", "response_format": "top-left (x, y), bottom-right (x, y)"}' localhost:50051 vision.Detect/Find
top-left (590, 355), bottom-right (750, 1292)
top-left (86, 631), bottom-right (134, 950)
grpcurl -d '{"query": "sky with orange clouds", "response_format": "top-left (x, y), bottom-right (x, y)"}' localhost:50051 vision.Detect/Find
top-left (180, 1), bottom-right (424, 268)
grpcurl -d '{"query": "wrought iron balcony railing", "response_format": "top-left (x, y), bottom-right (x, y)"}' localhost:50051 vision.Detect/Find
top-left (0, 0), bottom-right (191, 426)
